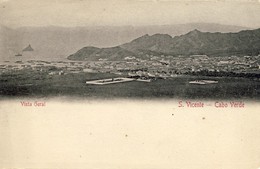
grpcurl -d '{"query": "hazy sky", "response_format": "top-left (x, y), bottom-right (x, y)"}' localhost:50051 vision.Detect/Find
top-left (1, 0), bottom-right (260, 28)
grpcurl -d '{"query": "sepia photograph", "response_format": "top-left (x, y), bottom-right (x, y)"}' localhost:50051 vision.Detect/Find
top-left (0, 0), bottom-right (260, 169)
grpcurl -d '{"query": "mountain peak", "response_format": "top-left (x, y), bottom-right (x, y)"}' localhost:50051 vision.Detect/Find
top-left (189, 29), bottom-right (201, 34)
top-left (183, 29), bottom-right (203, 38)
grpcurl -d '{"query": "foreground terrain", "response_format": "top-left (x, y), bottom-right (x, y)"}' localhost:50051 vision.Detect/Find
top-left (0, 68), bottom-right (259, 100)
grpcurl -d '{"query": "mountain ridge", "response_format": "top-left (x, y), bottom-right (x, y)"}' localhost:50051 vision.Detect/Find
top-left (68, 28), bottom-right (260, 61)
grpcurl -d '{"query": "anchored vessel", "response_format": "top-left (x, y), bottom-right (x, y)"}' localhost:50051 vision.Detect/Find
top-left (15, 53), bottom-right (22, 56)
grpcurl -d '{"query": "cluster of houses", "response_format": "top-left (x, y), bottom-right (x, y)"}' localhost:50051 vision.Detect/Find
top-left (1, 54), bottom-right (260, 78)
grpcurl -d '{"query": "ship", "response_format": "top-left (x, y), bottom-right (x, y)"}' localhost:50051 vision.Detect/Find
top-left (15, 53), bottom-right (22, 56)
top-left (189, 80), bottom-right (218, 85)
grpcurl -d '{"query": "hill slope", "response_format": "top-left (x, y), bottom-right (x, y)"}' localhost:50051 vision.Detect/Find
top-left (68, 46), bottom-right (136, 61)
top-left (68, 28), bottom-right (260, 61)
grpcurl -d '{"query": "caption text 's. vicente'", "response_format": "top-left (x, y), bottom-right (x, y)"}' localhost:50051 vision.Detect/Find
top-left (178, 101), bottom-right (245, 108)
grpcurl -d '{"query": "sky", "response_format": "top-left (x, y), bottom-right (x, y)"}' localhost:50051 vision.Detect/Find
top-left (0, 0), bottom-right (260, 28)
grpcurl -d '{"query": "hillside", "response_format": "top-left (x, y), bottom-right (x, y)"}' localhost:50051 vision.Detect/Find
top-left (68, 28), bottom-right (260, 61)
top-left (168, 29), bottom-right (260, 55)
top-left (68, 46), bottom-right (136, 61)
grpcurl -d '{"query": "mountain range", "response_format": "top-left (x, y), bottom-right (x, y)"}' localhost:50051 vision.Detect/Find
top-left (68, 28), bottom-right (260, 61)
top-left (0, 23), bottom-right (251, 61)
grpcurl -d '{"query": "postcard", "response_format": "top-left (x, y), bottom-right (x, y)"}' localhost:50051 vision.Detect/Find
top-left (0, 0), bottom-right (260, 169)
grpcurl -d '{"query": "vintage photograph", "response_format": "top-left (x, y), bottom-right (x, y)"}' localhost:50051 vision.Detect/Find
top-left (1, 0), bottom-right (260, 169)
top-left (0, 0), bottom-right (259, 100)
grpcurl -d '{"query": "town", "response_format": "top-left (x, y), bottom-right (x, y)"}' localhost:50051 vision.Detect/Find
top-left (1, 54), bottom-right (259, 79)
